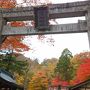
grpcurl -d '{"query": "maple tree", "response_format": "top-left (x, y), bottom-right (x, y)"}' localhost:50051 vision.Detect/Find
top-left (68, 59), bottom-right (90, 86)
top-left (52, 76), bottom-right (61, 87)
top-left (52, 76), bottom-right (70, 87)
top-left (0, 0), bottom-right (30, 52)
top-left (75, 59), bottom-right (90, 82)
top-left (70, 51), bottom-right (90, 84)
top-left (28, 72), bottom-right (49, 90)
top-left (0, 0), bottom-right (54, 51)
top-left (71, 52), bottom-right (90, 69)
top-left (1, 36), bottom-right (29, 52)
top-left (69, 52), bottom-right (90, 85)
top-left (0, 0), bottom-right (16, 9)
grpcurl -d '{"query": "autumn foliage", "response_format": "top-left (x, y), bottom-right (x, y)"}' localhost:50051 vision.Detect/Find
top-left (75, 59), bottom-right (90, 82)
top-left (71, 52), bottom-right (90, 68)
top-left (10, 21), bottom-right (26, 27)
top-left (53, 51), bottom-right (90, 87)
top-left (1, 36), bottom-right (29, 52)
top-left (52, 76), bottom-right (69, 87)
top-left (1, 0), bottom-right (90, 89)
top-left (52, 76), bottom-right (61, 86)
top-left (0, 0), bottom-right (30, 52)
top-left (15, 74), bottom-right (24, 85)
top-left (28, 72), bottom-right (49, 90)
top-left (0, 0), bottom-right (16, 9)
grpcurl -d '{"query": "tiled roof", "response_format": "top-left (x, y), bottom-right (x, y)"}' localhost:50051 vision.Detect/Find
top-left (69, 79), bottom-right (90, 90)
top-left (0, 69), bottom-right (23, 89)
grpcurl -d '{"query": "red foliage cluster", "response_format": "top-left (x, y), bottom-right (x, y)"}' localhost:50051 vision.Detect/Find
top-left (52, 76), bottom-right (69, 87)
top-left (1, 36), bottom-right (29, 52)
top-left (10, 21), bottom-right (26, 27)
top-left (70, 59), bottom-right (90, 85)
top-left (0, 0), bottom-right (29, 52)
top-left (76, 59), bottom-right (90, 82)
top-left (52, 76), bottom-right (61, 86)
top-left (52, 59), bottom-right (90, 87)
top-left (0, 0), bottom-right (16, 9)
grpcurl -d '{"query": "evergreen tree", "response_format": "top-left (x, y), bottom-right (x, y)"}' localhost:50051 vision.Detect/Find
top-left (55, 48), bottom-right (74, 82)
top-left (0, 52), bottom-right (28, 75)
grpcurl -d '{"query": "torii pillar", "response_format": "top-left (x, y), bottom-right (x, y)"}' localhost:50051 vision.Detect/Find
top-left (0, 16), bottom-right (7, 46)
top-left (86, 6), bottom-right (90, 49)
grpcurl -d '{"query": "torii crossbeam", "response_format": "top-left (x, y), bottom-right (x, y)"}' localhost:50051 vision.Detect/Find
top-left (0, 0), bottom-right (90, 47)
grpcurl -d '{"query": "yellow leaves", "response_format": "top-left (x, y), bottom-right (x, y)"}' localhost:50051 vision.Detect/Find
top-left (71, 52), bottom-right (90, 69)
top-left (15, 74), bottom-right (24, 85)
top-left (28, 72), bottom-right (49, 90)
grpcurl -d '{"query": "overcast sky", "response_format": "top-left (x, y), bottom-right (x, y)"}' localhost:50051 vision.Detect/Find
top-left (16, 0), bottom-right (89, 63)
top-left (23, 33), bottom-right (89, 63)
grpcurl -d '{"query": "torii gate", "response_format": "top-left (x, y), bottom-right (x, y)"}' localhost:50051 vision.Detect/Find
top-left (0, 0), bottom-right (90, 47)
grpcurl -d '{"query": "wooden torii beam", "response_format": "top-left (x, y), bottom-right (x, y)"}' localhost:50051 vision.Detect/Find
top-left (0, 0), bottom-right (90, 21)
top-left (2, 20), bottom-right (87, 36)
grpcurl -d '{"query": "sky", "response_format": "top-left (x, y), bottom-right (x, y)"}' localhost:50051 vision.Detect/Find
top-left (16, 0), bottom-right (89, 63)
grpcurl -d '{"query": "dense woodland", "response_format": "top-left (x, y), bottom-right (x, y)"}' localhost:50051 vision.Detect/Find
top-left (1, 49), bottom-right (90, 90)
top-left (0, 0), bottom-right (90, 90)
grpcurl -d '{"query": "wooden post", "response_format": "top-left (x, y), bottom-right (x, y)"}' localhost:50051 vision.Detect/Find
top-left (86, 6), bottom-right (90, 49)
top-left (0, 17), bottom-right (7, 46)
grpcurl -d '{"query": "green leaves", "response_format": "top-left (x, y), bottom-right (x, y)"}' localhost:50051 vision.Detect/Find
top-left (55, 48), bottom-right (74, 82)
top-left (0, 53), bottom-right (28, 75)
